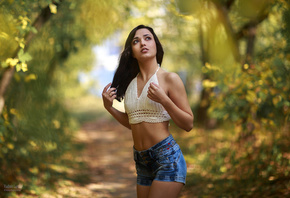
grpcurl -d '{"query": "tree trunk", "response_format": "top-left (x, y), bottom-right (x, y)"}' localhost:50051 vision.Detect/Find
top-left (0, 67), bottom-right (15, 114)
top-left (196, 21), bottom-right (215, 127)
top-left (244, 24), bottom-right (257, 66)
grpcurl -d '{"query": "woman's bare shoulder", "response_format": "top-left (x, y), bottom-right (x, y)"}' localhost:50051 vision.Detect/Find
top-left (159, 69), bottom-right (182, 84)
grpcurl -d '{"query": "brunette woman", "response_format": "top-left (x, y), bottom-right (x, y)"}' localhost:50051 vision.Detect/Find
top-left (102, 25), bottom-right (193, 198)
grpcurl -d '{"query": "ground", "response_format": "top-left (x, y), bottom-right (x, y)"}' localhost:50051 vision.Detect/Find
top-left (32, 119), bottom-right (137, 198)
top-left (76, 119), bottom-right (136, 198)
top-left (67, 119), bottom-right (137, 198)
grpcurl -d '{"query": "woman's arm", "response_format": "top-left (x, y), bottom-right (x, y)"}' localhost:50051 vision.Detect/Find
top-left (147, 73), bottom-right (194, 132)
top-left (102, 83), bottom-right (131, 130)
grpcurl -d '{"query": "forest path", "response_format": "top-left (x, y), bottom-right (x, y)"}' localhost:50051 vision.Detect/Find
top-left (66, 119), bottom-right (136, 198)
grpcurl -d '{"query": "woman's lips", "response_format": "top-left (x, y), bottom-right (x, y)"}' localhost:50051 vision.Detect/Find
top-left (141, 48), bottom-right (148, 53)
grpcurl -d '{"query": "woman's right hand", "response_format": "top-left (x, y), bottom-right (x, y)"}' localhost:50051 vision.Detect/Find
top-left (102, 83), bottom-right (117, 110)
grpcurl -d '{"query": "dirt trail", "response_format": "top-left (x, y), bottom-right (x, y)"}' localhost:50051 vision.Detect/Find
top-left (74, 119), bottom-right (136, 198)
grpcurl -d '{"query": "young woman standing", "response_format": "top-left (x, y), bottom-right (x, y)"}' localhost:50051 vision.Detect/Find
top-left (102, 25), bottom-right (194, 198)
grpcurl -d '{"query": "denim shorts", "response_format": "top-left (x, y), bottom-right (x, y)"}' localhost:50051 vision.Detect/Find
top-left (133, 135), bottom-right (187, 186)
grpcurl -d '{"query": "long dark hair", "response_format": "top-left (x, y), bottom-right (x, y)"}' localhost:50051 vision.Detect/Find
top-left (111, 25), bottom-right (164, 101)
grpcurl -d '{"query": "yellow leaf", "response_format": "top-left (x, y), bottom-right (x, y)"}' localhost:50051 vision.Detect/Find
top-left (49, 4), bottom-right (57, 14)
top-left (205, 62), bottom-right (211, 69)
top-left (21, 63), bottom-right (28, 72)
top-left (19, 42), bottom-right (25, 48)
top-left (44, 142), bottom-right (57, 151)
top-left (246, 90), bottom-right (256, 103)
top-left (29, 167), bottom-right (39, 174)
top-left (24, 74), bottom-right (37, 82)
top-left (220, 166), bottom-right (227, 173)
top-left (202, 79), bottom-right (217, 88)
top-left (6, 58), bottom-right (19, 66)
top-left (29, 141), bottom-right (37, 147)
top-left (21, 19), bottom-right (27, 29)
top-left (10, 108), bottom-right (18, 115)
top-left (16, 64), bottom-right (21, 72)
top-left (269, 120), bottom-right (275, 126)
top-left (7, 143), bottom-right (14, 150)
top-left (243, 64), bottom-right (249, 70)
top-left (52, 120), bottom-right (61, 129)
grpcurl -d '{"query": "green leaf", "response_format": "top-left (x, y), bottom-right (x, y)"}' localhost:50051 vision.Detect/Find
top-left (31, 27), bottom-right (38, 34)
top-left (18, 49), bottom-right (32, 62)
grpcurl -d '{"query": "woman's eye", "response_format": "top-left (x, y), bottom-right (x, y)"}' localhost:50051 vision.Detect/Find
top-left (133, 40), bottom-right (138, 44)
top-left (145, 37), bottom-right (151, 40)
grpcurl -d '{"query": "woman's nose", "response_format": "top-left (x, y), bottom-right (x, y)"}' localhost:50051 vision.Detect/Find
top-left (140, 39), bottom-right (146, 47)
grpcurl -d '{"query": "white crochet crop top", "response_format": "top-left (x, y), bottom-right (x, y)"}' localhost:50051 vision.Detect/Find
top-left (124, 67), bottom-right (171, 124)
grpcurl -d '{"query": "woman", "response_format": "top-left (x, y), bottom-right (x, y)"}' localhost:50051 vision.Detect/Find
top-left (102, 25), bottom-right (194, 198)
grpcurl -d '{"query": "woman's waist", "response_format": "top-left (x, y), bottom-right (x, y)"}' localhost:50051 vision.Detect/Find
top-left (133, 134), bottom-right (180, 160)
top-left (131, 122), bottom-right (170, 151)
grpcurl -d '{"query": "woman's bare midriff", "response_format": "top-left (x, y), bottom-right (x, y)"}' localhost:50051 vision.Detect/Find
top-left (131, 121), bottom-right (170, 151)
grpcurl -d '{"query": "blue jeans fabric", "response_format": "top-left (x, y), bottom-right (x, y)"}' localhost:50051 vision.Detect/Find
top-left (133, 135), bottom-right (187, 186)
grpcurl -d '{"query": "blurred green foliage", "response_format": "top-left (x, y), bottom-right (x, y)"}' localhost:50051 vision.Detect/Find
top-left (0, 0), bottom-right (289, 197)
top-left (0, 0), bottom-right (131, 196)
top-left (176, 124), bottom-right (289, 197)
top-left (201, 1), bottom-right (290, 135)
top-left (172, 0), bottom-right (290, 197)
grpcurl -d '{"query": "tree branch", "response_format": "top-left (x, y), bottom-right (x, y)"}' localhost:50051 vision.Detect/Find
top-left (0, 2), bottom-right (61, 114)
top-left (236, 12), bottom-right (269, 40)
top-left (213, 1), bottom-right (241, 62)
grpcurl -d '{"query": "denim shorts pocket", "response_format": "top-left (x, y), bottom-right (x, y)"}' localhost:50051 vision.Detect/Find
top-left (155, 148), bottom-right (177, 165)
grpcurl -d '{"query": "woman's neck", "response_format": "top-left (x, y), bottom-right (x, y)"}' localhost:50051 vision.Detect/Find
top-left (138, 59), bottom-right (159, 81)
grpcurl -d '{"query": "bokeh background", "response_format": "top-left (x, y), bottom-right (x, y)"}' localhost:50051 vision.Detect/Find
top-left (0, 0), bottom-right (289, 197)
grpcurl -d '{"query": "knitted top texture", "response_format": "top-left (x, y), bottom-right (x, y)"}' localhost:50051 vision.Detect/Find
top-left (124, 67), bottom-right (171, 124)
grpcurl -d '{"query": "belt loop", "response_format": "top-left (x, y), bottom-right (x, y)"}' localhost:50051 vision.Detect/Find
top-left (148, 149), bottom-right (154, 159)
top-left (134, 151), bottom-right (138, 161)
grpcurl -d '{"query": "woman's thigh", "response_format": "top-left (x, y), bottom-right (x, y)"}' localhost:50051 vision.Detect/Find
top-left (137, 184), bottom-right (150, 198)
top-left (148, 180), bottom-right (184, 198)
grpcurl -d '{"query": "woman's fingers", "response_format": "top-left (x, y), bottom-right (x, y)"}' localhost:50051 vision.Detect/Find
top-left (150, 82), bottom-right (158, 88)
top-left (108, 88), bottom-right (117, 97)
top-left (102, 83), bottom-right (117, 109)
top-left (102, 83), bottom-right (117, 108)
top-left (148, 83), bottom-right (158, 94)
top-left (102, 83), bottom-right (116, 97)
top-left (102, 83), bottom-right (112, 94)
top-left (147, 83), bottom-right (156, 100)
top-left (147, 82), bottom-right (167, 104)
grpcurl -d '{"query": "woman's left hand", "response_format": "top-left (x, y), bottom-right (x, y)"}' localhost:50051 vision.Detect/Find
top-left (147, 82), bottom-right (168, 104)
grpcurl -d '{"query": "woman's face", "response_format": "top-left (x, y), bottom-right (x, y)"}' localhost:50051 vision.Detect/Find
top-left (131, 28), bottom-right (157, 61)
